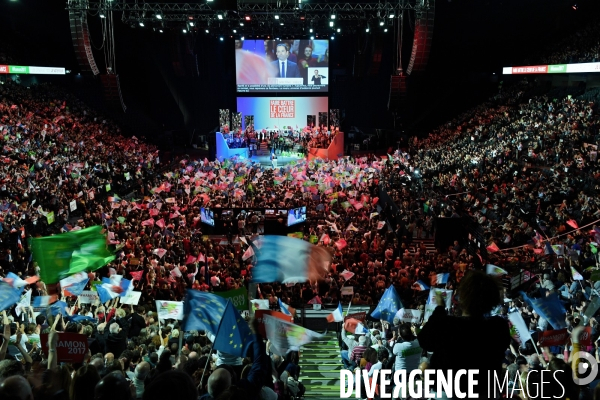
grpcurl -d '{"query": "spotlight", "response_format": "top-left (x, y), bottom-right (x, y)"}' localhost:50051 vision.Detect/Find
top-left (159, 29), bottom-right (163, 33)
top-left (280, 22), bottom-right (284, 25)
top-left (217, 14), bottom-right (223, 20)
top-left (379, 20), bottom-right (384, 26)
top-left (156, 14), bottom-right (162, 20)
top-left (233, 29), bottom-right (237, 33)
top-left (330, 36), bottom-right (334, 40)
top-left (384, 28), bottom-right (388, 32)
top-left (205, 29), bottom-right (209, 33)
top-left (330, 14), bottom-right (336, 19)
top-left (182, 29), bottom-right (187, 33)
top-left (309, 28), bottom-right (313, 33)
top-left (572, 3), bottom-right (578, 9)
top-left (100, 13), bottom-right (105, 18)
top-left (366, 27), bottom-right (369, 32)
top-left (274, 15), bottom-right (280, 19)
top-left (389, 13), bottom-right (395, 18)
top-left (139, 21), bottom-right (145, 27)
top-left (310, 36), bottom-right (314, 40)
top-left (329, 21), bottom-right (334, 27)
top-left (220, 37), bottom-right (224, 41)
top-left (337, 28), bottom-right (341, 32)
top-left (241, 36), bottom-right (244, 40)
top-left (245, 15), bottom-right (251, 21)
top-left (240, 22), bottom-right (244, 26)
top-left (189, 22), bottom-right (194, 27)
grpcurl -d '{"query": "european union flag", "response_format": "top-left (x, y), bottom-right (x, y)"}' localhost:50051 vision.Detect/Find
top-left (520, 291), bottom-right (566, 329)
top-left (371, 285), bottom-right (402, 324)
top-left (0, 281), bottom-right (21, 312)
top-left (212, 301), bottom-right (254, 358)
top-left (182, 290), bottom-right (228, 335)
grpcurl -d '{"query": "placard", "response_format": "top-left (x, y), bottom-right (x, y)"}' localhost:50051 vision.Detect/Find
top-left (344, 312), bottom-right (366, 322)
top-left (70, 200), bottom-right (77, 211)
top-left (155, 300), bottom-right (184, 320)
top-left (216, 287), bottom-right (248, 311)
top-left (120, 291), bottom-right (142, 305)
top-left (79, 290), bottom-right (100, 304)
top-left (40, 333), bottom-right (88, 363)
top-left (312, 304), bottom-right (322, 310)
top-left (254, 310), bottom-right (294, 338)
top-left (538, 329), bottom-right (568, 347)
top-left (394, 308), bottom-right (423, 324)
top-left (341, 286), bottom-right (354, 296)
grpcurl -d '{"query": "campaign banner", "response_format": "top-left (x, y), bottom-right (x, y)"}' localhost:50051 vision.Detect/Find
top-left (263, 314), bottom-right (324, 356)
top-left (341, 286), bottom-right (354, 296)
top-left (9, 65), bottom-right (29, 74)
top-left (394, 308), bottom-right (422, 324)
top-left (155, 300), bottom-right (184, 320)
top-left (0, 65), bottom-right (8, 74)
top-left (254, 310), bottom-right (294, 338)
top-left (120, 291), bottom-right (142, 305)
top-left (250, 299), bottom-right (269, 311)
top-left (538, 329), bottom-right (569, 347)
top-left (344, 311), bottom-right (366, 323)
top-left (503, 62), bottom-right (600, 75)
top-left (78, 290), bottom-right (100, 304)
top-left (40, 333), bottom-right (88, 363)
top-left (216, 287), bottom-right (248, 311)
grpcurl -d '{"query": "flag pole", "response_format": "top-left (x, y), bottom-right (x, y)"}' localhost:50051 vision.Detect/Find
top-left (199, 299), bottom-right (230, 386)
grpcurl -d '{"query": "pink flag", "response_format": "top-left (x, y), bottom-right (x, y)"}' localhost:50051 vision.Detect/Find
top-left (340, 270), bottom-right (355, 281)
top-left (308, 295), bottom-right (322, 305)
top-left (486, 242), bottom-right (500, 253)
top-left (141, 218), bottom-right (155, 226)
top-left (242, 246), bottom-right (254, 261)
top-left (197, 253), bottom-right (206, 263)
top-left (130, 271), bottom-right (143, 281)
top-left (185, 255), bottom-right (197, 264)
top-left (156, 218), bottom-right (166, 229)
top-left (170, 267), bottom-right (182, 278)
top-left (321, 234), bottom-right (330, 245)
top-left (149, 209), bottom-right (159, 216)
top-left (153, 248), bottom-right (167, 258)
top-left (335, 239), bottom-right (347, 250)
top-left (567, 220), bottom-right (579, 229)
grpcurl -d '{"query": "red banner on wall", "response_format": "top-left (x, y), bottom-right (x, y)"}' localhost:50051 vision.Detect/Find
top-left (40, 333), bottom-right (89, 363)
top-left (0, 65), bottom-right (8, 74)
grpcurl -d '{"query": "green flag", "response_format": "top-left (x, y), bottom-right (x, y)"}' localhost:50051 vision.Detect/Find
top-left (31, 225), bottom-right (115, 284)
top-left (46, 211), bottom-right (55, 225)
top-left (215, 287), bottom-right (248, 311)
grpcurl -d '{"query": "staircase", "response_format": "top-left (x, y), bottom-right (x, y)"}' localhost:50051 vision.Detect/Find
top-left (299, 331), bottom-right (342, 399)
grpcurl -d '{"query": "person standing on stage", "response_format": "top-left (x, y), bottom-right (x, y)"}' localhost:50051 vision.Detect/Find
top-left (271, 152), bottom-right (278, 169)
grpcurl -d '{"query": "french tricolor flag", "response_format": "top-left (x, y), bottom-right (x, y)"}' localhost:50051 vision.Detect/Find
top-left (279, 298), bottom-right (295, 316)
top-left (413, 280), bottom-right (430, 291)
top-left (431, 273), bottom-right (449, 286)
top-left (96, 275), bottom-right (131, 303)
top-left (326, 302), bottom-right (344, 323)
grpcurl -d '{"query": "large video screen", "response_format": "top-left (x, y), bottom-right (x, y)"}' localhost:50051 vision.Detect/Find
top-left (236, 39), bottom-right (329, 93)
top-left (237, 97), bottom-right (328, 130)
top-left (287, 206), bottom-right (307, 226)
top-left (200, 207), bottom-right (214, 227)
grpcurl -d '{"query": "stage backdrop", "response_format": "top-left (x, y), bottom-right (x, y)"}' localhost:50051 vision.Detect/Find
top-left (237, 97), bottom-right (328, 131)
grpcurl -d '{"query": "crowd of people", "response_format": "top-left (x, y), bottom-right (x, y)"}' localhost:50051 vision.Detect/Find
top-left (1, 21), bottom-right (600, 399)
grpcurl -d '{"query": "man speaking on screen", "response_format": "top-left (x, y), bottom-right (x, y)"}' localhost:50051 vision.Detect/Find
top-left (272, 43), bottom-right (301, 79)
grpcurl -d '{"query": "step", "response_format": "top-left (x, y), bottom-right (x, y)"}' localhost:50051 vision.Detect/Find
top-left (302, 370), bottom-right (344, 379)
top-left (300, 377), bottom-right (342, 386)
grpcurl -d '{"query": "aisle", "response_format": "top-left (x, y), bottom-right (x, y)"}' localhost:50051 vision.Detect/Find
top-left (298, 331), bottom-right (343, 399)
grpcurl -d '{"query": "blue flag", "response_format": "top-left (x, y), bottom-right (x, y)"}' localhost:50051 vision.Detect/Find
top-left (371, 285), bottom-right (402, 323)
top-left (520, 292), bottom-right (566, 329)
top-left (279, 298), bottom-right (291, 316)
top-left (49, 301), bottom-right (69, 316)
top-left (0, 282), bottom-right (22, 312)
top-left (212, 300), bottom-right (254, 358)
top-left (182, 290), bottom-right (228, 335)
top-left (63, 278), bottom-right (89, 296)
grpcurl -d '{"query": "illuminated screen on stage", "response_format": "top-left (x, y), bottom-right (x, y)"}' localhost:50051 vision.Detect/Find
top-left (236, 39), bottom-right (329, 93)
top-left (237, 97), bottom-right (328, 130)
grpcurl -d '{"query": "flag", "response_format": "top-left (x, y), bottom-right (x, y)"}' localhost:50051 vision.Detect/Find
top-left (130, 271), bottom-right (143, 281)
top-left (107, 195), bottom-right (121, 202)
top-left (211, 301), bottom-right (254, 358)
top-left (156, 218), bottom-right (165, 229)
top-left (251, 299), bottom-right (269, 311)
top-left (486, 264), bottom-right (508, 276)
top-left (507, 311), bottom-right (533, 346)
top-left (326, 302), bottom-right (343, 323)
top-left (3, 272), bottom-right (39, 288)
top-left (377, 221), bottom-right (386, 230)
top-left (279, 298), bottom-right (292, 316)
top-left (371, 285), bottom-right (402, 323)
top-left (343, 318), bottom-right (369, 334)
top-left (264, 314), bottom-right (324, 356)
top-left (340, 270), bottom-right (355, 281)
top-left (242, 246), bottom-right (254, 261)
top-left (252, 236), bottom-right (331, 284)
top-left (60, 272), bottom-right (89, 296)
top-left (566, 220), bottom-right (579, 229)
top-left (31, 225), bottom-right (115, 284)
top-left (520, 292), bottom-right (567, 329)
top-left (141, 218), bottom-right (155, 226)
top-left (308, 296), bottom-right (322, 305)
top-left (96, 275), bottom-right (131, 303)
top-left (0, 281), bottom-right (22, 311)
top-left (430, 273), bottom-right (449, 286)
top-left (413, 280), bottom-right (430, 291)
top-left (182, 290), bottom-right (228, 335)
top-left (335, 239), bottom-right (347, 250)
top-left (486, 242), bottom-right (500, 253)
top-left (32, 295), bottom-right (57, 308)
top-left (49, 301), bottom-right (69, 316)
top-left (571, 267), bottom-right (583, 281)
